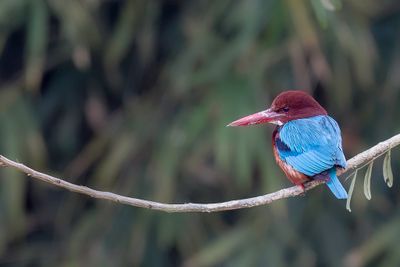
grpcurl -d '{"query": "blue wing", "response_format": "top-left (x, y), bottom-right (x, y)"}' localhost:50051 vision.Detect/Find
top-left (277, 115), bottom-right (346, 177)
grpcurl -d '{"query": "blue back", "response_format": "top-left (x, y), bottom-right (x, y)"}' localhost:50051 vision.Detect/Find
top-left (277, 115), bottom-right (346, 177)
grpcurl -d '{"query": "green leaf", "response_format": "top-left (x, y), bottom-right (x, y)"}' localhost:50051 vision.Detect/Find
top-left (321, 0), bottom-right (342, 11)
top-left (383, 149), bottom-right (394, 188)
top-left (105, 0), bottom-right (141, 68)
top-left (346, 170), bottom-right (358, 212)
top-left (363, 161), bottom-right (374, 200)
top-left (310, 0), bottom-right (328, 28)
top-left (25, 0), bottom-right (48, 90)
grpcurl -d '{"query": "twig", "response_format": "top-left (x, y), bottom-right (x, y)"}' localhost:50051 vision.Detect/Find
top-left (1, 133), bottom-right (400, 213)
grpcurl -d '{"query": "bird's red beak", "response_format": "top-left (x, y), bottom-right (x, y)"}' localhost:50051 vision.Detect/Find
top-left (227, 108), bottom-right (281, 127)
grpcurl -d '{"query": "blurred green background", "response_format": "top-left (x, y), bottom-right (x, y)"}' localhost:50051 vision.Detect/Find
top-left (0, 0), bottom-right (399, 266)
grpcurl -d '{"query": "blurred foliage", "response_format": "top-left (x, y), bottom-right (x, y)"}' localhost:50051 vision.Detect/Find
top-left (0, 0), bottom-right (400, 266)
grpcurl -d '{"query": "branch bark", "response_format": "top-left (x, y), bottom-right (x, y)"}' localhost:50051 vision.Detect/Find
top-left (1, 133), bottom-right (400, 213)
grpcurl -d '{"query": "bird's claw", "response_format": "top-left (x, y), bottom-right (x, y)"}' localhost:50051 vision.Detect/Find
top-left (298, 184), bottom-right (306, 196)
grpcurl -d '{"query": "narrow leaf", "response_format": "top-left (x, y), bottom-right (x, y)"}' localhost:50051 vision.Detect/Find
top-left (383, 149), bottom-right (394, 188)
top-left (346, 170), bottom-right (358, 212)
top-left (363, 161), bottom-right (373, 200)
top-left (321, 0), bottom-right (342, 10)
top-left (310, 0), bottom-right (328, 28)
top-left (25, 0), bottom-right (48, 91)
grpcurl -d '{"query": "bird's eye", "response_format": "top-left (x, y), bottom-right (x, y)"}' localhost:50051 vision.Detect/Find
top-left (282, 107), bottom-right (289, 112)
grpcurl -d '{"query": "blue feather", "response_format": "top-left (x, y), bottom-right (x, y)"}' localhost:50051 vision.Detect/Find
top-left (275, 115), bottom-right (348, 199)
top-left (326, 168), bottom-right (348, 199)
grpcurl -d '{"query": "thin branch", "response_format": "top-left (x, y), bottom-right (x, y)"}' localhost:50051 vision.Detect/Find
top-left (1, 133), bottom-right (400, 213)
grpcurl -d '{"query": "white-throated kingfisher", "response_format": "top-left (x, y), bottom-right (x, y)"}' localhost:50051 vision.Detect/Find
top-left (228, 90), bottom-right (348, 199)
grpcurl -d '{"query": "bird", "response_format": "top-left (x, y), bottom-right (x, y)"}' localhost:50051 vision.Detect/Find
top-left (227, 90), bottom-right (348, 199)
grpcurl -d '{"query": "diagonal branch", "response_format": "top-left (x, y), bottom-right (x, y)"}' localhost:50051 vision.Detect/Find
top-left (1, 133), bottom-right (400, 213)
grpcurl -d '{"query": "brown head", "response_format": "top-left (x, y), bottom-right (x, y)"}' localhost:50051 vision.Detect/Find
top-left (227, 90), bottom-right (327, 126)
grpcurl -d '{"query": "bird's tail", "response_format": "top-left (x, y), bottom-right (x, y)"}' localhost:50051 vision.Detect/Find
top-left (325, 168), bottom-right (348, 199)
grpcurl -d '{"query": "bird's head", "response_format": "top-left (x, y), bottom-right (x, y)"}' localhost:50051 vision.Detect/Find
top-left (228, 90), bottom-right (327, 127)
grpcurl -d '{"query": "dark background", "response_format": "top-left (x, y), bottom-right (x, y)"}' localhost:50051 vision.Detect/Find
top-left (0, 0), bottom-right (400, 266)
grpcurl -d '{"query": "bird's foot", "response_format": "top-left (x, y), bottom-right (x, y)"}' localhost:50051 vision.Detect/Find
top-left (298, 184), bottom-right (306, 196)
top-left (313, 173), bottom-right (330, 182)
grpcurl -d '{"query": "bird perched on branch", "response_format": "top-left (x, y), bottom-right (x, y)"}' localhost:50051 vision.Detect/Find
top-left (228, 90), bottom-right (348, 199)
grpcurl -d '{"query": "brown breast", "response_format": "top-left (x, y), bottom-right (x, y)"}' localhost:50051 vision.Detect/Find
top-left (272, 128), bottom-right (310, 185)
